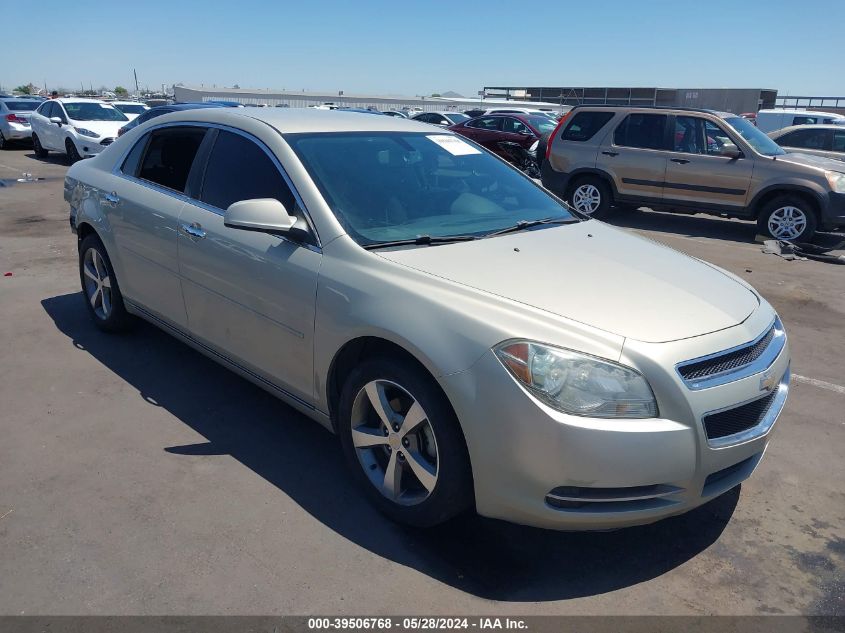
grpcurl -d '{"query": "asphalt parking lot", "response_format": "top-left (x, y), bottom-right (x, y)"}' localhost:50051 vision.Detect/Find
top-left (0, 146), bottom-right (843, 616)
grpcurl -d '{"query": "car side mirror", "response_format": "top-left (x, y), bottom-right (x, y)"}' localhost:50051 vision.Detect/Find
top-left (224, 198), bottom-right (297, 234)
top-left (720, 143), bottom-right (741, 159)
top-left (49, 116), bottom-right (63, 126)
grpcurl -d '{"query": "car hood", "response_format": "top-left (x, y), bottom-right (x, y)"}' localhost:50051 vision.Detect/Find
top-left (777, 151), bottom-right (845, 172)
top-left (67, 119), bottom-right (126, 137)
top-left (377, 221), bottom-right (759, 343)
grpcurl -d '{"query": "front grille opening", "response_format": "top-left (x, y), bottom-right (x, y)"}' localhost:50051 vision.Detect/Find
top-left (702, 453), bottom-right (761, 498)
top-left (679, 325), bottom-right (775, 381)
top-left (703, 389), bottom-right (778, 440)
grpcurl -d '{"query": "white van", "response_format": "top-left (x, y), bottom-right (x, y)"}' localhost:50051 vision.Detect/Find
top-left (756, 109), bottom-right (845, 133)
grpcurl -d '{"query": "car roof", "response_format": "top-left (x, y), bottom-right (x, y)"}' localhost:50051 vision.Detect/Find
top-left (55, 98), bottom-right (111, 104)
top-left (155, 107), bottom-right (441, 133)
top-left (759, 108), bottom-right (844, 117)
top-left (567, 104), bottom-right (735, 118)
top-left (1, 96), bottom-right (41, 101)
top-left (111, 100), bottom-right (146, 105)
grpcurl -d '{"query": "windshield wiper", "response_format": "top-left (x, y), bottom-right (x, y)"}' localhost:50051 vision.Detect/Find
top-left (363, 234), bottom-right (479, 250)
top-left (484, 217), bottom-right (579, 238)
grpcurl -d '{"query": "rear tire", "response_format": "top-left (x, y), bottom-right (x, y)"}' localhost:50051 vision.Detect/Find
top-left (66, 138), bottom-right (81, 164)
top-left (78, 234), bottom-right (135, 333)
top-left (32, 134), bottom-right (48, 158)
top-left (567, 176), bottom-right (613, 219)
top-left (337, 357), bottom-right (474, 528)
top-left (758, 195), bottom-right (817, 242)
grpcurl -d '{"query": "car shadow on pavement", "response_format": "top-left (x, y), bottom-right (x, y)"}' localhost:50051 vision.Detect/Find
top-left (22, 152), bottom-right (69, 166)
top-left (42, 292), bottom-right (739, 602)
top-left (607, 207), bottom-right (844, 249)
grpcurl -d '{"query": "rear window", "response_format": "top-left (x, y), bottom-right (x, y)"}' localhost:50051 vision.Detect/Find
top-left (3, 101), bottom-right (38, 111)
top-left (613, 113), bottom-right (667, 150)
top-left (561, 111), bottom-right (614, 142)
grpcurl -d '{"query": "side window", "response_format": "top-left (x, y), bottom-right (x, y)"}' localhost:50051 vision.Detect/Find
top-left (703, 120), bottom-right (735, 156)
top-left (468, 116), bottom-right (502, 131)
top-left (502, 117), bottom-right (529, 134)
top-left (121, 133), bottom-right (150, 176)
top-left (137, 127), bottom-right (207, 192)
top-left (40, 102), bottom-right (55, 118)
top-left (791, 116), bottom-right (817, 126)
top-left (833, 130), bottom-right (845, 153)
top-left (673, 116), bottom-right (705, 154)
top-left (777, 128), bottom-right (830, 150)
top-left (199, 130), bottom-right (296, 213)
top-left (613, 113), bottom-right (667, 150)
top-left (562, 111), bottom-right (614, 142)
top-left (53, 103), bottom-right (67, 123)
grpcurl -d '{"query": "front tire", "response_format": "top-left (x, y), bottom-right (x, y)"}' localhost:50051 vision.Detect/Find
top-left (79, 234), bottom-right (134, 333)
top-left (66, 138), bottom-right (82, 164)
top-left (758, 196), bottom-right (817, 242)
top-left (567, 176), bottom-right (613, 219)
top-left (337, 357), bottom-right (473, 528)
top-left (32, 134), bottom-right (48, 158)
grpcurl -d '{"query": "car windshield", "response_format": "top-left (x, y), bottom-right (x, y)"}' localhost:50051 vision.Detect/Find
top-left (114, 103), bottom-right (147, 114)
top-left (445, 113), bottom-right (470, 124)
top-left (288, 132), bottom-right (576, 246)
top-left (4, 101), bottom-right (38, 111)
top-left (725, 116), bottom-right (785, 156)
top-left (63, 102), bottom-right (128, 122)
top-left (524, 115), bottom-right (559, 135)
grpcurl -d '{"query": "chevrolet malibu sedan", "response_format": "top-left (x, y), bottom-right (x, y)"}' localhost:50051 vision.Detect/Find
top-left (64, 108), bottom-right (790, 530)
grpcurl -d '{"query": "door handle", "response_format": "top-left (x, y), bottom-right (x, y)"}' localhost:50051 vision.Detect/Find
top-left (670, 158), bottom-right (690, 164)
top-left (102, 191), bottom-right (120, 206)
top-left (180, 222), bottom-right (207, 239)
top-left (601, 151), bottom-right (619, 157)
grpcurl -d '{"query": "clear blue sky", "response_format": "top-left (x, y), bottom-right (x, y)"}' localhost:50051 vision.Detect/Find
top-left (4, 0), bottom-right (844, 97)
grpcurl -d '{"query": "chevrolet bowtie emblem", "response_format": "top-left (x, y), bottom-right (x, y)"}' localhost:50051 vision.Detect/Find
top-left (760, 370), bottom-right (778, 392)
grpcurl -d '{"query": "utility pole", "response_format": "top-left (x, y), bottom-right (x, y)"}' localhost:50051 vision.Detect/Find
top-left (133, 69), bottom-right (139, 95)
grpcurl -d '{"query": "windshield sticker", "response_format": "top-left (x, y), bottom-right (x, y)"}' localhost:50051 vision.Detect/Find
top-left (427, 135), bottom-right (481, 156)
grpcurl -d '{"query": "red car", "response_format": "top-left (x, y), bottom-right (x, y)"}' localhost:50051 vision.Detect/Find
top-left (449, 113), bottom-right (559, 160)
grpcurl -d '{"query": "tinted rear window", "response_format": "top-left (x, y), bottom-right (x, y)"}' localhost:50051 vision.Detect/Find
top-left (561, 112), bottom-right (614, 141)
top-left (613, 113), bottom-right (667, 150)
top-left (3, 101), bottom-right (39, 111)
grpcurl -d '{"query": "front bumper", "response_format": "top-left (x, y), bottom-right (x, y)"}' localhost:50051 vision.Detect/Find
top-left (441, 309), bottom-right (790, 531)
top-left (821, 191), bottom-right (845, 228)
top-left (71, 134), bottom-right (114, 158)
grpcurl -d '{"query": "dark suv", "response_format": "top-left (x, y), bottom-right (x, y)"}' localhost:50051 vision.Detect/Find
top-left (541, 105), bottom-right (845, 241)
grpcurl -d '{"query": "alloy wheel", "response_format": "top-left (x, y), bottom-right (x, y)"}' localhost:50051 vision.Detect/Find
top-left (82, 248), bottom-right (113, 320)
top-left (768, 206), bottom-right (807, 240)
top-left (350, 379), bottom-right (439, 506)
top-left (572, 184), bottom-right (602, 215)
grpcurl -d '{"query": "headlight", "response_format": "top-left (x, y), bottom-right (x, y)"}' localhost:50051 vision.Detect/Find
top-left (74, 127), bottom-right (98, 138)
top-left (495, 341), bottom-right (658, 418)
top-left (826, 171), bottom-right (845, 193)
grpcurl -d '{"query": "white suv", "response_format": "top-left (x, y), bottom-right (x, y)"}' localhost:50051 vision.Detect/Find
top-left (30, 98), bottom-right (128, 162)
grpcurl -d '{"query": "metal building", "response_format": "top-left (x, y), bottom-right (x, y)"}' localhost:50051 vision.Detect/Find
top-left (483, 87), bottom-right (778, 114)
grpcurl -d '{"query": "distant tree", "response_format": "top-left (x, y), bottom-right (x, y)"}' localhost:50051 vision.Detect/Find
top-left (431, 93), bottom-right (441, 97)
top-left (233, 84), bottom-right (240, 89)
top-left (114, 86), bottom-right (129, 96)
top-left (15, 84), bottom-right (33, 95)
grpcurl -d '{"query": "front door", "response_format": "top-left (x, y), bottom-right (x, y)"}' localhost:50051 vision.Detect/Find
top-left (177, 129), bottom-right (320, 404)
top-left (663, 116), bottom-right (754, 212)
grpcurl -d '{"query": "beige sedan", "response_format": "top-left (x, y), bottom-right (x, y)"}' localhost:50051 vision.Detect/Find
top-left (65, 108), bottom-right (790, 530)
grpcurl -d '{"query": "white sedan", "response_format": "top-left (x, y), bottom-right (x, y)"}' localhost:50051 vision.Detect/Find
top-left (30, 98), bottom-right (128, 162)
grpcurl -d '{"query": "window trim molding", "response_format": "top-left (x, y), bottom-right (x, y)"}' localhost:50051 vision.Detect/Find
top-left (111, 120), bottom-right (322, 248)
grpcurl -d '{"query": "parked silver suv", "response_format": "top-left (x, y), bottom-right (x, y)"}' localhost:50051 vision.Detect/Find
top-left (541, 105), bottom-right (845, 241)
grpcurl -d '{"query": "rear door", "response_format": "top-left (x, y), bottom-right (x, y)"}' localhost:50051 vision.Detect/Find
top-left (109, 125), bottom-right (209, 326)
top-left (177, 128), bottom-right (321, 403)
top-left (662, 115), bottom-right (754, 212)
top-left (597, 112), bottom-right (668, 202)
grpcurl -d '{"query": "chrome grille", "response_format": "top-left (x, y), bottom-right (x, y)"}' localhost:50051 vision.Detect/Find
top-left (679, 326), bottom-right (774, 380)
top-left (702, 389), bottom-right (778, 440)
